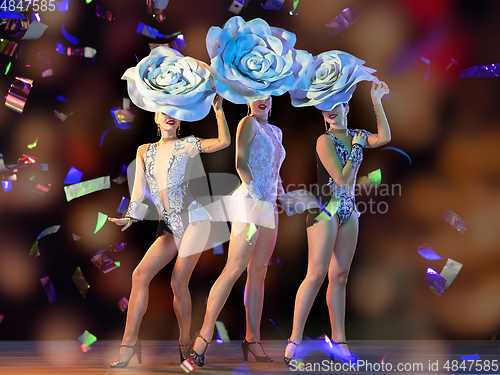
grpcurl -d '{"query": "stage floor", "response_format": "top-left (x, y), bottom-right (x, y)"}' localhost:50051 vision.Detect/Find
top-left (0, 340), bottom-right (498, 374)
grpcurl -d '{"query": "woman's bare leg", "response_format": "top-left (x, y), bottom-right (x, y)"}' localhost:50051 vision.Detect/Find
top-left (171, 221), bottom-right (209, 350)
top-left (326, 213), bottom-right (359, 344)
top-left (285, 216), bottom-right (338, 358)
top-left (244, 209), bottom-right (278, 356)
top-left (192, 221), bottom-right (259, 355)
top-left (118, 234), bottom-right (179, 361)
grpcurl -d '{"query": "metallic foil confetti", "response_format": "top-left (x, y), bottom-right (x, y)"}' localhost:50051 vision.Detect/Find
top-left (215, 332), bottom-right (223, 344)
top-left (40, 276), bottom-right (56, 302)
top-left (72, 267), bottom-right (90, 298)
top-left (171, 33), bottom-right (186, 52)
top-left (1, 180), bottom-right (12, 192)
top-left (228, 0), bottom-right (246, 14)
top-left (27, 138), bottom-right (38, 149)
top-left (56, 95), bottom-right (68, 102)
top-left (417, 244), bottom-right (442, 261)
top-left (116, 196), bottom-right (130, 215)
top-left (0, 38), bottom-right (24, 59)
top-left (213, 242), bottom-right (224, 255)
top-left (64, 167), bottom-right (83, 184)
top-left (32, 183), bottom-right (50, 195)
top-left (440, 258), bottom-right (463, 289)
top-left (445, 58), bottom-right (458, 72)
top-left (94, 212), bottom-right (108, 234)
top-left (442, 207), bottom-right (468, 234)
top-left (64, 176), bottom-right (110, 202)
top-left (324, 5), bottom-right (363, 36)
top-left (0, 12), bottom-right (26, 19)
top-left (77, 330), bottom-right (97, 348)
top-left (5, 76), bottom-right (34, 114)
top-left (314, 196), bottom-right (340, 222)
top-left (99, 126), bottom-right (114, 146)
top-left (459, 64), bottom-right (500, 79)
top-left (110, 107), bottom-right (132, 128)
top-left (423, 267), bottom-right (446, 296)
top-left (56, 0), bottom-right (69, 12)
top-left (461, 353), bottom-right (480, 362)
top-left (55, 43), bottom-right (96, 59)
top-left (117, 297), bottom-right (128, 312)
top-left (420, 56), bottom-right (430, 81)
top-left (180, 358), bottom-right (194, 373)
top-left (261, 0), bottom-right (284, 11)
top-left (18, 154), bottom-right (36, 165)
top-left (215, 321), bottom-right (230, 343)
top-left (367, 169), bottom-right (382, 187)
top-left (5, 61), bottom-right (11, 74)
top-left (245, 223), bottom-right (258, 244)
top-left (95, 5), bottom-right (117, 21)
top-left (289, 0), bottom-right (301, 15)
top-left (136, 22), bottom-right (160, 39)
top-left (379, 146), bottom-right (412, 165)
top-left (61, 23), bottom-right (80, 45)
top-left (112, 164), bottom-right (128, 185)
top-left (90, 250), bottom-right (120, 273)
top-left (20, 20), bottom-right (48, 40)
top-left (108, 241), bottom-right (126, 252)
top-left (30, 225), bottom-right (60, 258)
top-left (72, 233), bottom-right (82, 241)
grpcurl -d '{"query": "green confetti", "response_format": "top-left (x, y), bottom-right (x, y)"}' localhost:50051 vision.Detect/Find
top-left (5, 61), bottom-right (11, 75)
top-left (72, 267), bottom-right (90, 298)
top-left (77, 330), bottom-right (97, 347)
top-left (27, 138), bottom-right (38, 149)
top-left (114, 261), bottom-right (121, 267)
top-left (315, 197), bottom-right (340, 222)
top-left (85, 0), bottom-right (93, 3)
top-left (93, 212), bottom-right (108, 234)
top-left (367, 169), bottom-right (382, 187)
top-left (245, 223), bottom-right (258, 244)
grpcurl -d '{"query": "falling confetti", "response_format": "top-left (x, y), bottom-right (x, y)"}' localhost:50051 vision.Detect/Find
top-left (64, 176), bottom-right (110, 201)
top-left (40, 276), bottom-right (57, 303)
top-left (261, 0), bottom-right (285, 11)
top-left (117, 297), bottom-right (129, 312)
top-left (324, 5), bottom-right (363, 36)
top-left (72, 267), bottom-right (90, 298)
top-left (417, 244), bottom-right (442, 261)
top-left (5, 76), bottom-right (34, 114)
top-left (30, 225), bottom-right (61, 258)
top-left (93, 212), bottom-right (108, 234)
top-left (442, 207), bottom-right (468, 234)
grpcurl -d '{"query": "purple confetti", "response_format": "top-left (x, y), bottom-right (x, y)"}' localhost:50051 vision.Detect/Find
top-left (64, 166), bottom-right (83, 184)
top-left (417, 244), bottom-right (442, 261)
top-left (459, 64), bottom-right (500, 78)
top-left (261, 0), bottom-right (284, 11)
top-left (423, 267), bottom-right (446, 296)
top-left (324, 5), bottom-right (363, 36)
top-left (40, 276), bottom-right (57, 303)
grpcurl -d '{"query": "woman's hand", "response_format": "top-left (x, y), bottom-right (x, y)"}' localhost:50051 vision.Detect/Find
top-left (108, 217), bottom-right (137, 231)
top-left (371, 81), bottom-right (390, 105)
top-left (212, 94), bottom-right (223, 113)
top-left (352, 130), bottom-right (367, 147)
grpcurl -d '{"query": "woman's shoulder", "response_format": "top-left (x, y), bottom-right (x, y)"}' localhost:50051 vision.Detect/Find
top-left (137, 143), bottom-right (151, 154)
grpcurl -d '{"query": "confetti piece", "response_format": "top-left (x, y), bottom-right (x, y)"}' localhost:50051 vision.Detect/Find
top-left (108, 242), bottom-right (126, 252)
top-left (20, 20), bottom-right (48, 40)
top-left (40, 276), bottom-right (57, 302)
top-left (112, 164), bottom-right (128, 185)
top-left (315, 197), bottom-right (340, 222)
top-left (269, 318), bottom-right (287, 339)
top-left (72, 267), bottom-right (90, 298)
top-left (64, 167), bottom-right (83, 184)
top-left (289, 0), bottom-right (301, 15)
top-left (93, 212), bottom-right (108, 234)
top-left (57, 0), bottom-right (69, 12)
top-left (72, 233), bottom-right (82, 241)
top-left (215, 332), bottom-right (224, 344)
top-left (30, 225), bottom-right (60, 258)
top-left (0, 38), bottom-right (24, 59)
top-left (136, 22), bottom-right (161, 39)
top-left (27, 138), bottom-right (38, 149)
top-left (117, 297), bottom-right (129, 312)
top-left (18, 154), bottom-right (36, 165)
top-left (90, 250), bottom-right (120, 273)
top-left (77, 330), bottom-right (97, 348)
top-left (0, 11), bottom-right (26, 19)
top-left (367, 169), bottom-right (382, 187)
top-left (64, 176), bottom-right (110, 202)
top-left (110, 107), bottom-right (133, 128)
top-left (461, 353), bottom-right (480, 362)
top-left (215, 321), bottom-right (230, 343)
top-left (232, 363), bottom-right (251, 374)
top-left (5, 61), bottom-right (11, 75)
top-left (99, 126), bottom-right (115, 146)
top-left (324, 5), bottom-right (363, 36)
top-left (172, 33), bottom-right (186, 52)
top-left (445, 58), bottom-right (458, 72)
top-left (261, 0), bottom-right (284, 11)
top-left (442, 208), bottom-right (468, 234)
top-left (440, 258), bottom-right (463, 289)
top-left (379, 146), bottom-right (412, 165)
top-left (56, 95), bottom-right (68, 102)
top-left (1, 180), bottom-right (12, 192)
top-left (245, 223), bottom-right (258, 244)
top-left (213, 242), bottom-right (224, 255)
top-left (459, 64), bottom-right (500, 79)
top-left (420, 56), bottom-right (431, 81)
top-left (423, 267), bottom-right (446, 296)
top-left (5, 76), bottom-right (34, 114)
top-left (380, 354), bottom-right (387, 363)
top-left (55, 43), bottom-right (96, 59)
top-left (417, 244), bottom-right (442, 261)
top-left (228, 0), bottom-right (245, 14)
top-left (116, 196), bottom-right (130, 215)
top-left (61, 23), bottom-right (80, 45)
top-left (33, 183), bottom-right (51, 195)
top-left (95, 5), bottom-right (117, 21)
top-left (180, 358), bottom-right (194, 373)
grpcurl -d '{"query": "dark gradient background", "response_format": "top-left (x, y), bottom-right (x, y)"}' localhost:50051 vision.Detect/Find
top-left (1, 0), bottom-right (500, 343)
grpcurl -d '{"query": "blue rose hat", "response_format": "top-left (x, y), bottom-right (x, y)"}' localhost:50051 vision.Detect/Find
top-left (122, 47), bottom-right (216, 122)
top-left (206, 16), bottom-right (312, 104)
top-left (289, 50), bottom-right (379, 110)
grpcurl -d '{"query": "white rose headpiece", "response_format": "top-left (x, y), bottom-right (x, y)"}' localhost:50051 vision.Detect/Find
top-left (122, 47), bottom-right (216, 122)
top-left (206, 16), bottom-right (312, 104)
top-left (289, 50), bottom-right (378, 110)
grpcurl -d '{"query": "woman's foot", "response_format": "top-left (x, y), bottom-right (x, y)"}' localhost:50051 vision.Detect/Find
top-left (284, 339), bottom-right (300, 366)
top-left (190, 332), bottom-right (211, 367)
top-left (179, 343), bottom-right (190, 362)
top-left (242, 339), bottom-right (273, 362)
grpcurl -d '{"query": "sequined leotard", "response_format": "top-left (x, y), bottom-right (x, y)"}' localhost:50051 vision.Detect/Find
top-left (306, 128), bottom-right (371, 227)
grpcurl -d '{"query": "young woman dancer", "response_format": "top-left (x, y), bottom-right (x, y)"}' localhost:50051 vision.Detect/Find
top-left (284, 81), bottom-right (390, 364)
top-left (109, 94), bottom-right (230, 368)
top-left (190, 96), bottom-right (285, 366)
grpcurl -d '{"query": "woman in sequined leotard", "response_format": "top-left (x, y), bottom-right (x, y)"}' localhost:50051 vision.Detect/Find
top-left (284, 81), bottom-right (391, 363)
top-left (191, 96), bottom-right (285, 365)
top-left (108, 95), bottom-right (230, 367)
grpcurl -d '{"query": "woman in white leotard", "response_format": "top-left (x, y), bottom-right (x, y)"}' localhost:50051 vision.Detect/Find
top-left (191, 96), bottom-right (285, 366)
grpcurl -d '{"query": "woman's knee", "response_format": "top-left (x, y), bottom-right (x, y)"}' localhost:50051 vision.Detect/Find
top-left (305, 268), bottom-right (328, 288)
top-left (329, 269), bottom-right (349, 286)
top-left (247, 262), bottom-right (268, 282)
top-left (132, 267), bottom-right (151, 286)
top-left (170, 277), bottom-right (188, 295)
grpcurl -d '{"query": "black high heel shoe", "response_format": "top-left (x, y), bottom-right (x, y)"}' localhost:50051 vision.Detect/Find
top-left (284, 339), bottom-right (299, 366)
top-left (329, 341), bottom-right (359, 363)
top-left (190, 332), bottom-right (210, 367)
top-left (242, 339), bottom-right (274, 362)
top-left (110, 341), bottom-right (142, 368)
top-left (179, 343), bottom-right (190, 363)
